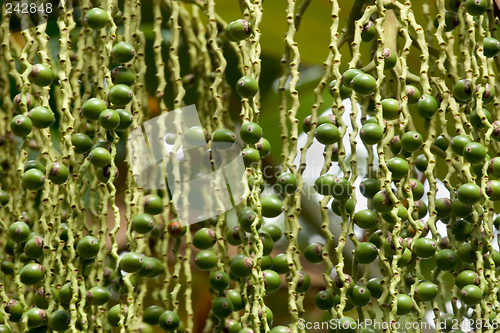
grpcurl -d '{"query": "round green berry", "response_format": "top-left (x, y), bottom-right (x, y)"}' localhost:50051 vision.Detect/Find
top-left (435, 198), bottom-right (452, 219)
top-left (209, 270), bottom-right (230, 291)
top-left (460, 284), bottom-right (483, 305)
top-left (89, 147), bottom-right (112, 167)
top-left (387, 157), bottom-right (409, 180)
top-left (11, 115), bottom-right (33, 137)
top-left (85, 8), bottom-right (108, 29)
top-left (107, 304), bottom-right (125, 327)
top-left (376, 48), bottom-right (397, 71)
top-left (212, 128), bottom-right (236, 149)
top-left (366, 278), bottom-right (383, 299)
top-left (361, 21), bottom-right (376, 42)
top-left (484, 37), bottom-right (500, 57)
top-left (119, 252), bottom-right (144, 273)
top-left (372, 190), bottom-right (395, 213)
top-left (82, 98), bottom-right (107, 121)
top-left (315, 290), bottom-right (334, 310)
top-left (360, 178), bottom-right (380, 199)
top-left (263, 270), bottom-right (281, 294)
top-left (352, 73), bottom-right (377, 95)
top-left (48, 310), bottom-right (71, 332)
top-left (295, 271), bottom-right (311, 293)
top-left (354, 209), bottom-right (378, 229)
top-left (416, 94), bottom-right (439, 119)
top-left (261, 195), bottom-right (283, 218)
top-left (99, 109), bottom-right (121, 130)
top-left (144, 194), bottom-right (163, 215)
top-left (211, 297), bottom-right (233, 319)
top-left (132, 213), bottom-right (155, 234)
top-left (354, 242), bottom-right (378, 264)
top-left (240, 122), bottom-right (262, 144)
top-left (463, 142), bottom-right (486, 164)
top-left (6, 299), bottom-right (23, 322)
top-left (315, 123), bottom-right (340, 145)
top-left (111, 66), bottom-right (135, 86)
top-left (22, 169), bottom-right (46, 191)
top-left (414, 281), bottom-right (438, 302)
top-left (143, 306), bottom-right (164, 326)
top-left (183, 126), bottom-right (207, 146)
top-left (193, 228), bottom-right (216, 250)
top-left (413, 238), bottom-right (437, 259)
top-left (48, 162), bottom-right (69, 185)
top-left (9, 221), bottom-right (31, 242)
top-left (111, 42), bottom-right (136, 63)
top-left (230, 255), bottom-right (253, 278)
top-left (109, 84), bottom-right (133, 106)
top-left (225, 21), bottom-right (238, 42)
top-left (453, 79), bottom-right (473, 102)
top-left (226, 290), bottom-right (245, 311)
top-left (276, 172), bottom-right (298, 195)
top-left (158, 311), bottom-right (181, 332)
top-left (29, 106), bottom-right (55, 129)
top-left (194, 250), bottom-right (217, 271)
top-left (304, 243), bottom-right (323, 264)
top-left (29, 64), bottom-right (53, 87)
top-left (225, 226), bottom-right (243, 246)
top-left (227, 19), bottom-right (252, 41)
top-left (26, 307), bottom-right (47, 328)
top-left (24, 236), bottom-right (44, 259)
top-left (96, 166), bottom-right (118, 183)
top-left (76, 235), bottom-right (100, 259)
top-left (349, 285), bottom-right (371, 307)
top-left (414, 154), bottom-right (428, 172)
top-left (457, 183), bottom-right (482, 205)
top-left (381, 98), bottom-right (400, 120)
top-left (435, 249), bottom-right (458, 271)
top-left (465, 0), bottom-right (487, 16)
top-left (451, 135), bottom-right (472, 155)
top-left (360, 123), bottom-right (383, 145)
top-left (86, 286), bottom-right (111, 306)
top-left (330, 177), bottom-right (352, 201)
top-left (400, 131), bottom-right (423, 152)
top-left (486, 180), bottom-right (500, 201)
top-left (241, 147), bottom-right (260, 167)
top-left (20, 263), bottom-right (45, 285)
top-left (396, 294), bottom-right (413, 315)
top-left (0, 189), bottom-right (9, 207)
top-left (236, 76), bottom-right (258, 98)
top-left (406, 85), bottom-right (421, 104)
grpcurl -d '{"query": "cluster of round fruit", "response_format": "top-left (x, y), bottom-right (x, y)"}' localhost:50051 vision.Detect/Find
top-left (163, 209), bottom-right (296, 332)
top-left (12, 39), bottom-right (136, 190)
top-left (10, 63), bottom-right (56, 138)
top-left (0, 192), bottom-right (172, 333)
